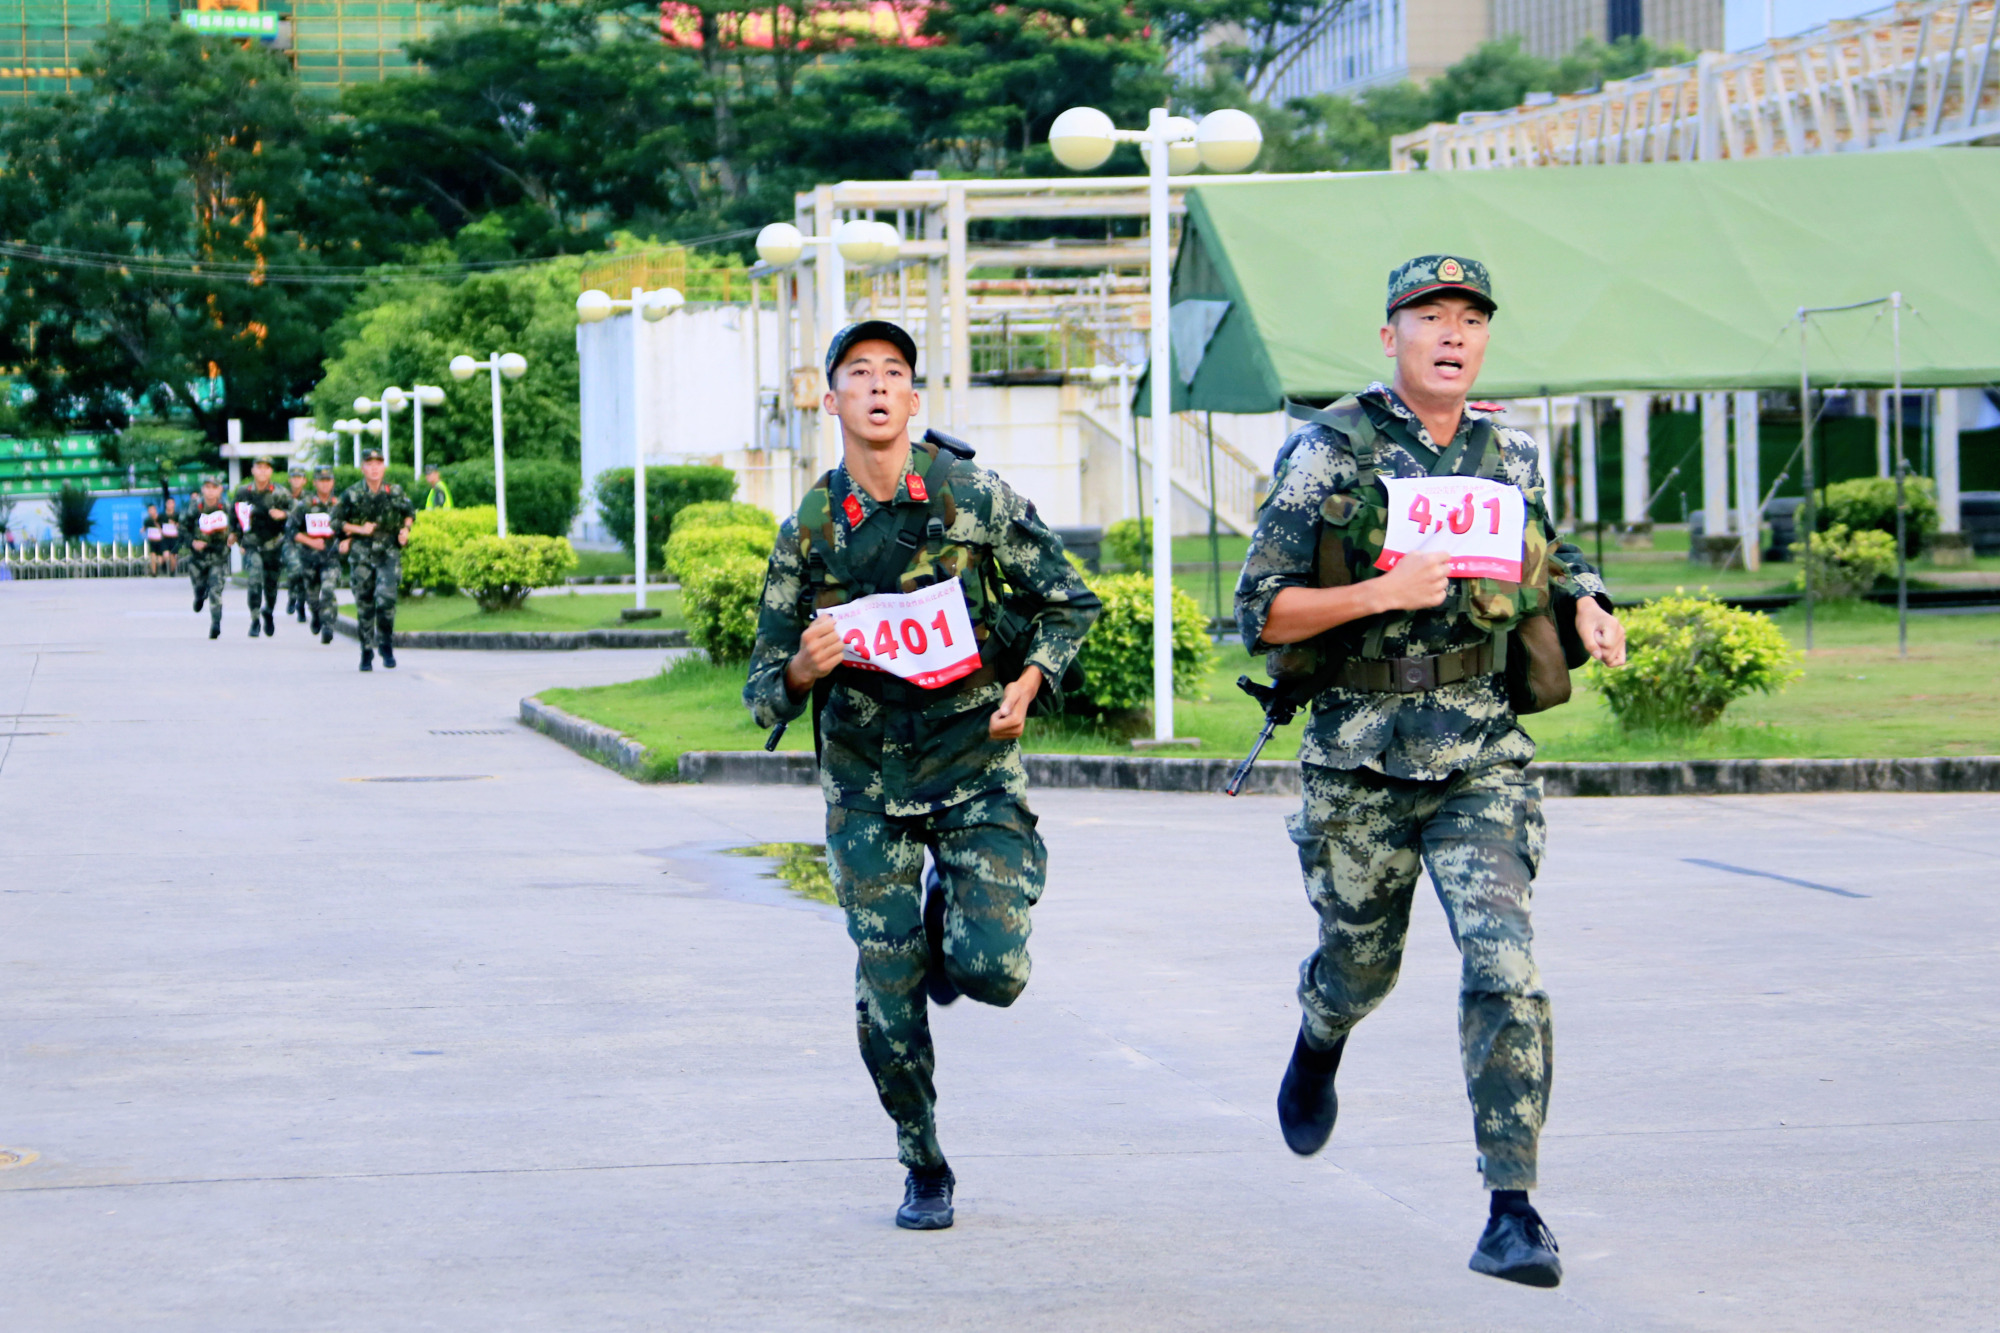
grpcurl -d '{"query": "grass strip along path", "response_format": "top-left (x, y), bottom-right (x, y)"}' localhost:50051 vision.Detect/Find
top-left (536, 602), bottom-right (2000, 781)
top-left (345, 589), bottom-right (685, 635)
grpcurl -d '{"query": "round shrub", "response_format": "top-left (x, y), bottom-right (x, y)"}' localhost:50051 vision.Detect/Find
top-left (400, 505), bottom-right (498, 596)
top-left (439, 458), bottom-right (582, 538)
top-left (1102, 516), bottom-right (1153, 571)
top-left (1588, 590), bottom-right (1799, 733)
top-left (1792, 522), bottom-right (1896, 601)
top-left (447, 533), bottom-right (578, 612)
top-left (594, 465), bottom-right (736, 566)
top-left (673, 500), bottom-right (776, 538)
top-left (1071, 573), bottom-right (1215, 713)
top-left (1818, 476), bottom-right (1937, 556)
top-left (683, 552), bottom-right (765, 662)
top-left (663, 523), bottom-right (775, 586)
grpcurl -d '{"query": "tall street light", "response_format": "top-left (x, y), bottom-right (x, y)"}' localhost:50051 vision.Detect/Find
top-left (409, 384), bottom-right (445, 480)
top-left (576, 283), bottom-right (686, 617)
top-left (354, 386), bottom-right (408, 467)
top-left (333, 416), bottom-right (382, 467)
top-left (755, 218), bottom-right (901, 474)
top-left (1049, 104), bottom-right (1262, 742)
top-left (448, 351), bottom-right (529, 536)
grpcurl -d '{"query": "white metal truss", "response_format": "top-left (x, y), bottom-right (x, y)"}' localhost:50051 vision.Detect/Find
top-left (1390, 0), bottom-right (2000, 170)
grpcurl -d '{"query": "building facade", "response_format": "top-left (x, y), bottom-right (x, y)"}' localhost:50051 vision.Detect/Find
top-left (1491, 0), bottom-right (1725, 61)
top-left (1168, 0), bottom-right (1491, 101)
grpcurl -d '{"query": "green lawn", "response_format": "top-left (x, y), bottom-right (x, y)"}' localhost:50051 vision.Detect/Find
top-left (571, 549), bottom-right (636, 579)
top-left (537, 602), bottom-right (1999, 779)
top-left (350, 588), bottom-right (684, 633)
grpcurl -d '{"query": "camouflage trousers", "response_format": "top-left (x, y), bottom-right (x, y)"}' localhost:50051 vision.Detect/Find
top-left (826, 791), bottom-right (1046, 1169)
top-left (297, 552), bottom-right (338, 627)
top-left (1287, 759), bottom-right (1551, 1191)
top-left (348, 547), bottom-right (401, 650)
top-left (189, 553), bottom-right (227, 630)
top-left (242, 542), bottom-right (283, 616)
top-left (281, 540), bottom-right (306, 603)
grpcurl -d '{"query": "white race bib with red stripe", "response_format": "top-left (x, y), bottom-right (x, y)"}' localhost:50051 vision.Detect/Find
top-left (1373, 476), bottom-right (1526, 582)
top-left (234, 501), bottom-right (254, 531)
top-left (824, 579), bottom-right (982, 689)
top-left (305, 512), bottom-right (333, 537)
top-left (198, 510), bottom-right (228, 534)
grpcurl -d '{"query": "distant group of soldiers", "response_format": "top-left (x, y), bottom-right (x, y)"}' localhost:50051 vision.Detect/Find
top-left (157, 447), bottom-right (425, 672)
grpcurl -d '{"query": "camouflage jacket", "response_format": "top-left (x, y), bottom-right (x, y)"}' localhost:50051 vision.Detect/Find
top-left (744, 441), bottom-right (1100, 816)
top-left (1235, 383), bottom-right (1611, 781)
top-left (284, 494), bottom-right (343, 555)
top-left (185, 500), bottom-right (237, 556)
top-left (231, 482), bottom-right (293, 547)
top-left (331, 482), bottom-right (415, 556)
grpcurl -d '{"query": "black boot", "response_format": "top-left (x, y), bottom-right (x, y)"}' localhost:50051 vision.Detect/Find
top-left (922, 862), bottom-right (960, 1007)
top-left (895, 1164), bottom-right (955, 1231)
top-left (262, 608), bottom-right (276, 637)
top-left (320, 620), bottom-right (334, 646)
top-left (1276, 1027), bottom-right (1346, 1156)
top-left (360, 647), bottom-right (374, 672)
top-left (379, 621), bottom-right (396, 669)
top-left (193, 588), bottom-right (205, 613)
top-left (1470, 1194), bottom-right (1562, 1288)
top-left (248, 614), bottom-right (260, 638)
top-left (208, 622), bottom-right (221, 640)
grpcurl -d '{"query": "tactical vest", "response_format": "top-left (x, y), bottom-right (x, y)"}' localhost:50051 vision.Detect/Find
top-left (1272, 395), bottom-right (1571, 713)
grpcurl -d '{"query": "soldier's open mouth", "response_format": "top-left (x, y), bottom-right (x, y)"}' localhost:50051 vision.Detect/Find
top-left (868, 407), bottom-right (891, 423)
top-left (1435, 358), bottom-right (1464, 373)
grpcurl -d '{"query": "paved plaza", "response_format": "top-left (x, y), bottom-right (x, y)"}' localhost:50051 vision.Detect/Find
top-left (2, 578), bottom-right (1995, 1331)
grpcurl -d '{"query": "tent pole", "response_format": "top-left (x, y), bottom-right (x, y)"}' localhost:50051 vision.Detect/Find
top-left (1206, 412), bottom-right (1221, 626)
top-left (1892, 292), bottom-right (1907, 657)
top-left (1798, 312), bottom-right (1814, 653)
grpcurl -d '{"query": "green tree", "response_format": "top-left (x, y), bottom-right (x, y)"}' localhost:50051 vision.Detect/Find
top-left (311, 256), bottom-right (585, 467)
top-left (0, 20), bottom-right (401, 439)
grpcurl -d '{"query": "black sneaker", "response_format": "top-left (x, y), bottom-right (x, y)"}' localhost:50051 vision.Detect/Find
top-left (1470, 1208), bottom-right (1563, 1288)
top-left (895, 1164), bottom-right (955, 1231)
top-left (1276, 1027), bottom-right (1346, 1156)
top-left (922, 863), bottom-right (960, 1007)
top-left (360, 648), bottom-right (373, 672)
top-left (262, 609), bottom-right (276, 637)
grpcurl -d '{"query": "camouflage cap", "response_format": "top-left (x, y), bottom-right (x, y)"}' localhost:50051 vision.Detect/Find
top-left (313, 465), bottom-right (335, 480)
top-left (1386, 254), bottom-right (1496, 318)
top-left (252, 454), bottom-right (275, 468)
top-left (825, 319), bottom-right (918, 379)
top-left (361, 447), bottom-right (384, 462)
top-left (200, 473), bottom-right (223, 487)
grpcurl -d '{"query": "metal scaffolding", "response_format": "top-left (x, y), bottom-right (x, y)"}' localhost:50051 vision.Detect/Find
top-left (1391, 0), bottom-right (2000, 170)
top-left (0, 0), bottom-right (167, 98)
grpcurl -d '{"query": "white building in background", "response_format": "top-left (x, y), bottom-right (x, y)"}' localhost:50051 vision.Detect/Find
top-left (1167, 0), bottom-right (1490, 101)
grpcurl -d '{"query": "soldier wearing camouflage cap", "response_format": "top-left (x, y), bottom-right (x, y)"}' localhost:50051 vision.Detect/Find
top-left (231, 455), bottom-right (294, 639)
top-left (743, 319), bottom-right (1099, 1231)
top-left (332, 447), bottom-right (414, 671)
top-left (284, 465), bottom-right (345, 645)
top-left (282, 468), bottom-right (311, 620)
top-left (185, 475), bottom-right (235, 639)
top-left (1233, 254), bottom-right (1627, 1288)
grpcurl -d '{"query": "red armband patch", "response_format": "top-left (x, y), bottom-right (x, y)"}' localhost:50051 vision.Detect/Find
top-left (841, 493), bottom-right (865, 527)
top-left (906, 473), bottom-right (928, 503)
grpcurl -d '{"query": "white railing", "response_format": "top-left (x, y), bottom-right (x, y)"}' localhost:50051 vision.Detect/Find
top-left (1128, 412), bottom-right (1269, 536)
top-left (0, 540), bottom-right (152, 579)
top-left (1392, 0), bottom-right (2000, 169)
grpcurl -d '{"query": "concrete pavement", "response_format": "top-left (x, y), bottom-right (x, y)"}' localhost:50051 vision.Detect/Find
top-left (2, 578), bottom-right (1996, 1331)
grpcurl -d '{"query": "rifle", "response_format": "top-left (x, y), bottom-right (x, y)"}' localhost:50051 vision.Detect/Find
top-left (1224, 643), bottom-right (1343, 796)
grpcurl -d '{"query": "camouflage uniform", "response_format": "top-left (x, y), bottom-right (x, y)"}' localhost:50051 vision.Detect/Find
top-left (281, 479), bottom-right (310, 612)
top-left (744, 438), bottom-right (1099, 1169)
top-left (184, 496), bottom-right (236, 633)
top-left (331, 479), bottom-right (415, 651)
top-left (231, 479), bottom-right (293, 622)
top-left (284, 490), bottom-right (343, 633)
top-left (1235, 381), bottom-right (1611, 1192)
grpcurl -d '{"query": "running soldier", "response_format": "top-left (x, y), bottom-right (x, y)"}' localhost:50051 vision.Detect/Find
top-left (282, 468), bottom-right (310, 620)
top-left (285, 465), bottom-right (344, 644)
top-left (332, 447), bottom-right (414, 672)
top-left (744, 321), bottom-right (1099, 1231)
top-left (231, 456), bottom-right (293, 638)
top-left (185, 476), bottom-right (236, 639)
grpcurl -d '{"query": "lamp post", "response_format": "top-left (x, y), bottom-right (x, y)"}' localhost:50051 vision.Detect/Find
top-left (354, 387), bottom-right (408, 467)
top-left (576, 283), bottom-right (686, 616)
top-left (409, 385), bottom-right (445, 480)
top-left (755, 218), bottom-right (902, 474)
top-left (309, 429), bottom-right (337, 467)
top-left (333, 417), bottom-right (381, 467)
top-left (448, 351), bottom-right (528, 536)
top-left (1049, 105), bottom-right (1262, 742)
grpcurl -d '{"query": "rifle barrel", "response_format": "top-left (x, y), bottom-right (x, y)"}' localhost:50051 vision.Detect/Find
top-left (1225, 717), bottom-right (1279, 797)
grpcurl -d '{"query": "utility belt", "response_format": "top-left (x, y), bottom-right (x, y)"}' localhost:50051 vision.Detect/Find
top-left (830, 659), bottom-right (999, 707)
top-left (1332, 641), bottom-right (1495, 694)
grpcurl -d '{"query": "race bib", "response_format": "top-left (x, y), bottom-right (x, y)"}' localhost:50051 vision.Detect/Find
top-left (161, 522), bottom-right (178, 538)
top-left (305, 512), bottom-right (333, 537)
top-left (1374, 476), bottom-right (1525, 582)
top-left (824, 579), bottom-right (982, 689)
top-left (144, 527), bottom-right (162, 541)
top-left (198, 511), bottom-right (228, 534)
top-left (234, 501), bottom-right (254, 531)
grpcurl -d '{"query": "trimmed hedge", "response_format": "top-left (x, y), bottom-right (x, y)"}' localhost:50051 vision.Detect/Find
top-left (673, 500), bottom-right (777, 537)
top-left (1072, 573), bottom-right (1216, 714)
top-left (1793, 522), bottom-right (1897, 601)
top-left (684, 553), bottom-right (765, 662)
top-left (663, 523), bottom-right (775, 585)
top-left (594, 465), bottom-right (736, 567)
top-left (448, 533), bottom-right (579, 612)
top-left (440, 458), bottom-right (582, 538)
top-left (1589, 590), bottom-right (1799, 732)
top-left (401, 505), bottom-right (499, 596)
top-left (1817, 475), bottom-right (1938, 557)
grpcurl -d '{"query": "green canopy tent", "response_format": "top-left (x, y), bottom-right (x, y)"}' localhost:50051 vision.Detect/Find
top-left (1144, 149), bottom-right (2000, 413)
